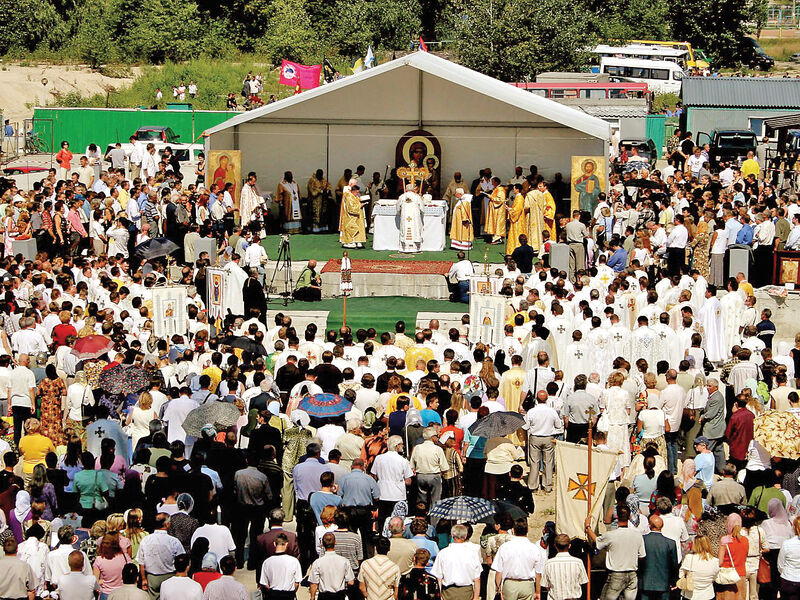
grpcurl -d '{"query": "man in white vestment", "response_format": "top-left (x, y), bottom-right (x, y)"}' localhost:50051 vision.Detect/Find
top-left (545, 305), bottom-right (572, 369)
top-left (698, 286), bottom-right (725, 362)
top-left (691, 270), bottom-right (707, 312)
top-left (607, 315), bottom-right (632, 362)
top-left (652, 313), bottom-right (682, 369)
top-left (397, 184), bottom-right (424, 253)
top-left (586, 318), bottom-right (612, 383)
top-left (720, 280), bottom-right (745, 354)
top-left (239, 171), bottom-right (264, 229)
top-left (631, 316), bottom-right (659, 369)
top-left (562, 331), bottom-right (591, 386)
top-left (223, 252), bottom-right (248, 316)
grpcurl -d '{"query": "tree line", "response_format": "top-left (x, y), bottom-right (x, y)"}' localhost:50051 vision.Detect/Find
top-left (0, 0), bottom-right (766, 78)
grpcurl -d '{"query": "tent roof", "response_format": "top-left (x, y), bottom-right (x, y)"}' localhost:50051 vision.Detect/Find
top-left (206, 52), bottom-right (610, 140)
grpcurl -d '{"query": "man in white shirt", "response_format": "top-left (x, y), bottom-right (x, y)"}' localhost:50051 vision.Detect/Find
top-left (140, 143), bottom-right (160, 180)
top-left (159, 553), bottom-right (202, 600)
top-left (11, 316), bottom-right (48, 355)
top-left (665, 215), bottom-right (689, 276)
top-left (431, 524), bottom-right (482, 599)
top-left (259, 534), bottom-right (303, 598)
top-left (541, 535), bottom-right (589, 600)
top-left (46, 526), bottom-right (93, 585)
top-left (786, 214), bottom-right (800, 250)
top-left (660, 370), bottom-right (686, 475)
top-left (371, 436), bottom-right (413, 523)
top-left (190, 520), bottom-right (236, 566)
top-left (162, 391), bottom-right (199, 444)
top-left (447, 251), bottom-right (474, 303)
top-left (491, 518), bottom-right (545, 600)
top-left (524, 391), bottom-right (561, 493)
top-left (654, 496), bottom-right (689, 561)
top-left (8, 353), bottom-right (36, 445)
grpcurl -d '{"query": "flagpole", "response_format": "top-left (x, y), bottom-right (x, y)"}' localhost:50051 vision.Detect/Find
top-left (341, 250), bottom-right (350, 328)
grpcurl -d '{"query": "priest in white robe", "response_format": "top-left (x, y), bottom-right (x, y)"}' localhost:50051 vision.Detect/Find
top-left (239, 172), bottom-right (263, 229)
top-left (608, 315), bottom-right (632, 362)
top-left (720, 284), bottom-right (745, 354)
top-left (586, 319), bottom-right (613, 383)
top-left (562, 331), bottom-right (591, 387)
top-left (652, 315), bottom-right (682, 369)
top-left (545, 307), bottom-right (572, 369)
top-left (698, 286), bottom-right (725, 362)
top-left (223, 253), bottom-right (248, 316)
top-left (631, 316), bottom-right (659, 369)
top-left (397, 184), bottom-right (424, 253)
top-left (691, 270), bottom-right (707, 312)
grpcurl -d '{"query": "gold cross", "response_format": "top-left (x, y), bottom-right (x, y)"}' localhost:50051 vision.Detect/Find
top-left (397, 162), bottom-right (430, 194)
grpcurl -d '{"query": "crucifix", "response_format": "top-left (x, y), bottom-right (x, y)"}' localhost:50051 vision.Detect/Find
top-left (396, 161), bottom-right (430, 194)
top-left (613, 333), bottom-right (623, 342)
top-left (575, 349), bottom-right (583, 359)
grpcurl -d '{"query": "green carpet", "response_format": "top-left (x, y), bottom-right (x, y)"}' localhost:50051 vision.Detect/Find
top-left (261, 233), bottom-right (505, 264)
top-left (266, 296), bottom-right (468, 333)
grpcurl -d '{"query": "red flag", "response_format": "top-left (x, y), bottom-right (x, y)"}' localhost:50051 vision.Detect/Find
top-left (419, 37), bottom-right (428, 52)
top-left (279, 59), bottom-right (322, 90)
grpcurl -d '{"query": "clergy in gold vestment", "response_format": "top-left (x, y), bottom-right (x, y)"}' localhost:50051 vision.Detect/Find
top-left (484, 177), bottom-right (507, 244)
top-left (505, 186), bottom-right (528, 255)
top-left (524, 181), bottom-right (556, 251)
top-left (449, 188), bottom-right (474, 250)
top-left (340, 182), bottom-right (366, 248)
top-left (307, 169), bottom-right (331, 233)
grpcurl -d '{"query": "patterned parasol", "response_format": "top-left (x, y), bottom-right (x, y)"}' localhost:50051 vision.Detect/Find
top-left (468, 411), bottom-right (525, 438)
top-left (182, 401), bottom-right (242, 438)
top-left (71, 335), bottom-right (114, 360)
top-left (298, 393), bottom-right (352, 418)
top-left (754, 410), bottom-right (800, 459)
top-left (98, 364), bottom-right (151, 395)
top-left (429, 496), bottom-right (496, 522)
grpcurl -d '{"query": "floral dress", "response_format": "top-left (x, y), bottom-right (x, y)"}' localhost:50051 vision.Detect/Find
top-left (38, 377), bottom-right (66, 446)
top-left (691, 228), bottom-right (712, 278)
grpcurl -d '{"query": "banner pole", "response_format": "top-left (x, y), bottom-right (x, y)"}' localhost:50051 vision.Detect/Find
top-left (586, 409), bottom-right (595, 600)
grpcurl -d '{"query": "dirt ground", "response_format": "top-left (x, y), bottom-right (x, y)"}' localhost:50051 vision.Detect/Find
top-left (0, 62), bottom-right (138, 124)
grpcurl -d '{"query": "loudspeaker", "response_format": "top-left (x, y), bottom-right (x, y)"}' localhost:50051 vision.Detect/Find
top-left (550, 242), bottom-right (570, 272)
top-left (728, 247), bottom-right (750, 280)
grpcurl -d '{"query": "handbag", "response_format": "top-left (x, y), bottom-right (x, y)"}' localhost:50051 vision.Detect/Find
top-left (676, 556), bottom-right (695, 593)
top-left (757, 529), bottom-right (771, 584)
top-left (715, 544), bottom-right (741, 585)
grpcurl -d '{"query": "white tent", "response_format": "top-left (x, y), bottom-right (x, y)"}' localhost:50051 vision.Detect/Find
top-left (205, 52), bottom-right (610, 192)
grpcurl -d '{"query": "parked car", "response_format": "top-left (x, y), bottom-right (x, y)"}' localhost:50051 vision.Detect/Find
top-left (696, 130), bottom-right (758, 169)
top-left (739, 37), bottom-right (774, 70)
top-left (105, 126), bottom-right (202, 171)
top-left (790, 52), bottom-right (800, 63)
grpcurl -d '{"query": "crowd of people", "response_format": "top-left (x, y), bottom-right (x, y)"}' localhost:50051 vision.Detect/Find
top-left (1, 127), bottom-right (800, 600)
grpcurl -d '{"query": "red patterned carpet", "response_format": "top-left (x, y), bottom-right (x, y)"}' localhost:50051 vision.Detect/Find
top-left (321, 259), bottom-right (453, 275)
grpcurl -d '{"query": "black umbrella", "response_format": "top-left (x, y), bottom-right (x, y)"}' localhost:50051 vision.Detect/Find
top-left (625, 178), bottom-right (664, 189)
top-left (468, 411), bottom-right (525, 438)
top-left (134, 237), bottom-right (180, 260)
top-left (226, 335), bottom-right (267, 356)
top-left (479, 500), bottom-right (530, 524)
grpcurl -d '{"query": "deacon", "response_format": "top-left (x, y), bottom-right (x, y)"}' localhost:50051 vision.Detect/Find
top-left (340, 180), bottom-right (367, 249)
top-left (307, 169), bottom-right (331, 233)
top-left (397, 183), bottom-right (425, 253)
top-left (485, 177), bottom-right (507, 245)
top-left (239, 171), bottom-right (263, 232)
top-left (277, 171), bottom-right (302, 232)
top-left (443, 172), bottom-right (464, 225)
top-left (449, 188), bottom-right (473, 250)
top-left (223, 252), bottom-right (248, 316)
top-left (506, 184), bottom-right (527, 255)
top-left (525, 180), bottom-right (556, 252)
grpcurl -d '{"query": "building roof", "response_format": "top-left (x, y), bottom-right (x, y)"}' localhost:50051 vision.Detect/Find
top-left (682, 77), bottom-right (800, 109)
top-left (763, 112), bottom-right (800, 132)
top-left (205, 52), bottom-right (610, 140)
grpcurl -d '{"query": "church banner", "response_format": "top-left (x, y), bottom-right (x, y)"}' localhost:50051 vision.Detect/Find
top-left (468, 294), bottom-right (508, 347)
top-left (570, 156), bottom-right (606, 215)
top-left (206, 267), bottom-right (228, 324)
top-left (555, 441), bottom-right (618, 540)
top-left (151, 285), bottom-right (189, 339)
top-left (468, 275), bottom-right (503, 297)
top-left (279, 60), bottom-right (322, 90)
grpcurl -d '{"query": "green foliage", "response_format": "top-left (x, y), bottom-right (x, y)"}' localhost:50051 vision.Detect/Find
top-left (651, 92), bottom-right (681, 114)
top-left (590, 0), bottom-right (670, 41)
top-left (329, 0), bottom-right (421, 58)
top-left (257, 0), bottom-right (317, 63)
top-left (0, 0), bottom-right (63, 56)
top-left (453, 0), bottom-right (597, 81)
top-left (667, 0), bottom-right (754, 66)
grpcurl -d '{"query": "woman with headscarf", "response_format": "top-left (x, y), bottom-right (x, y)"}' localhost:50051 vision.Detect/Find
top-left (168, 493), bottom-right (199, 551)
top-left (774, 341), bottom-right (796, 382)
top-left (28, 464), bottom-right (58, 520)
top-left (718, 512), bottom-right (749, 600)
top-left (403, 407), bottom-right (424, 454)
top-left (683, 373), bottom-right (708, 457)
top-left (762, 497), bottom-right (794, 600)
top-left (9, 490), bottom-right (31, 542)
top-left (192, 551), bottom-right (222, 590)
top-left (679, 459), bottom-right (704, 536)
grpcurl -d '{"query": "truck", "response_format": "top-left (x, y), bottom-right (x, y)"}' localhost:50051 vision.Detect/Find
top-left (696, 130), bottom-right (758, 169)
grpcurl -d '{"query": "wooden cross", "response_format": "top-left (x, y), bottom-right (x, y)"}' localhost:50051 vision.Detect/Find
top-left (397, 162), bottom-right (430, 194)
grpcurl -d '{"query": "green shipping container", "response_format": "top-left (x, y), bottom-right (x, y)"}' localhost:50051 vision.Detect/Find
top-left (31, 107), bottom-right (236, 153)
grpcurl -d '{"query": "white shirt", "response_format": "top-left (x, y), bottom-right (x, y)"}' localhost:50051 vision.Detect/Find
top-left (524, 404), bottom-right (561, 437)
top-left (542, 553), bottom-right (589, 600)
top-left (190, 524), bottom-right (236, 565)
top-left (259, 553), bottom-right (303, 591)
top-left (159, 575), bottom-right (203, 600)
top-left (46, 546), bottom-right (92, 584)
top-left (431, 542), bottom-right (483, 587)
top-left (779, 536), bottom-right (800, 582)
top-left (786, 225), bottom-right (800, 250)
top-left (135, 530), bottom-right (184, 575)
top-left (666, 224), bottom-right (689, 249)
top-left (371, 451), bottom-right (413, 501)
top-left (491, 535), bottom-right (546, 581)
top-left (660, 383), bottom-right (686, 431)
top-left (9, 365), bottom-right (35, 408)
top-left (162, 396), bottom-right (199, 443)
top-left (660, 514), bottom-right (689, 561)
top-left (447, 260), bottom-right (474, 282)
top-left (317, 424), bottom-right (345, 461)
top-left (11, 328), bottom-right (48, 355)
top-left (244, 243), bottom-right (268, 268)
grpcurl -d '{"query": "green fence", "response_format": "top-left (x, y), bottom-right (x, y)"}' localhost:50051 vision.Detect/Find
top-left (31, 107), bottom-right (236, 153)
top-left (645, 115), bottom-right (680, 158)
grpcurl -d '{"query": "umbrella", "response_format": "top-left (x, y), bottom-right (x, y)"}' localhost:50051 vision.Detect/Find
top-left (134, 237), bottom-right (180, 260)
top-left (98, 364), bottom-right (151, 395)
top-left (479, 500), bottom-right (529, 524)
top-left (182, 401), bottom-right (242, 438)
top-left (227, 336), bottom-right (267, 356)
top-left (754, 410), bottom-right (800, 459)
top-left (429, 496), bottom-right (496, 522)
top-left (71, 335), bottom-right (114, 360)
top-left (468, 411), bottom-right (525, 438)
top-left (297, 393), bottom-right (352, 418)
top-left (625, 178), bottom-right (665, 189)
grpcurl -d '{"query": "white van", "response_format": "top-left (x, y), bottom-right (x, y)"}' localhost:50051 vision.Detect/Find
top-left (599, 57), bottom-right (684, 94)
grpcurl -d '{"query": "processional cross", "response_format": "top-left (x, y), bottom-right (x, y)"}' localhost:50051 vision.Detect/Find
top-left (397, 162), bottom-right (430, 194)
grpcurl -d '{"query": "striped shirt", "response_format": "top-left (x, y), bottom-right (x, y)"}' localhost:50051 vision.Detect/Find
top-left (333, 530), bottom-right (363, 571)
top-left (541, 553), bottom-right (588, 600)
top-left (358, 555), bottom-right (400, 600)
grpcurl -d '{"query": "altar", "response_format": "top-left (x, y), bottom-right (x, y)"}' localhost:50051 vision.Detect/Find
top-left (372, 200), bottom-right (447, 251)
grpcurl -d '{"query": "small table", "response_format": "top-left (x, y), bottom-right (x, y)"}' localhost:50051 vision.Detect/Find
top-left (372, 200), bottom-right (447, 252)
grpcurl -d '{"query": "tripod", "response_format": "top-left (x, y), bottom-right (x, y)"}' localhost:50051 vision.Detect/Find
top-left (266, 234), bottom-right (294, 306)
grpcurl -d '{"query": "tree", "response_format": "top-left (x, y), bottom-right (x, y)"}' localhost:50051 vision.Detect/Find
top-left (329, 0), bottom-right (421, 58)
top-left (258, 0), bottom-right (317, 63)
top-left (452, 0), bottom-right (598, 81)
top-left (588, 0), bottom-right (670, 41)
top-left (668, 0), bottom-right (754, 66)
